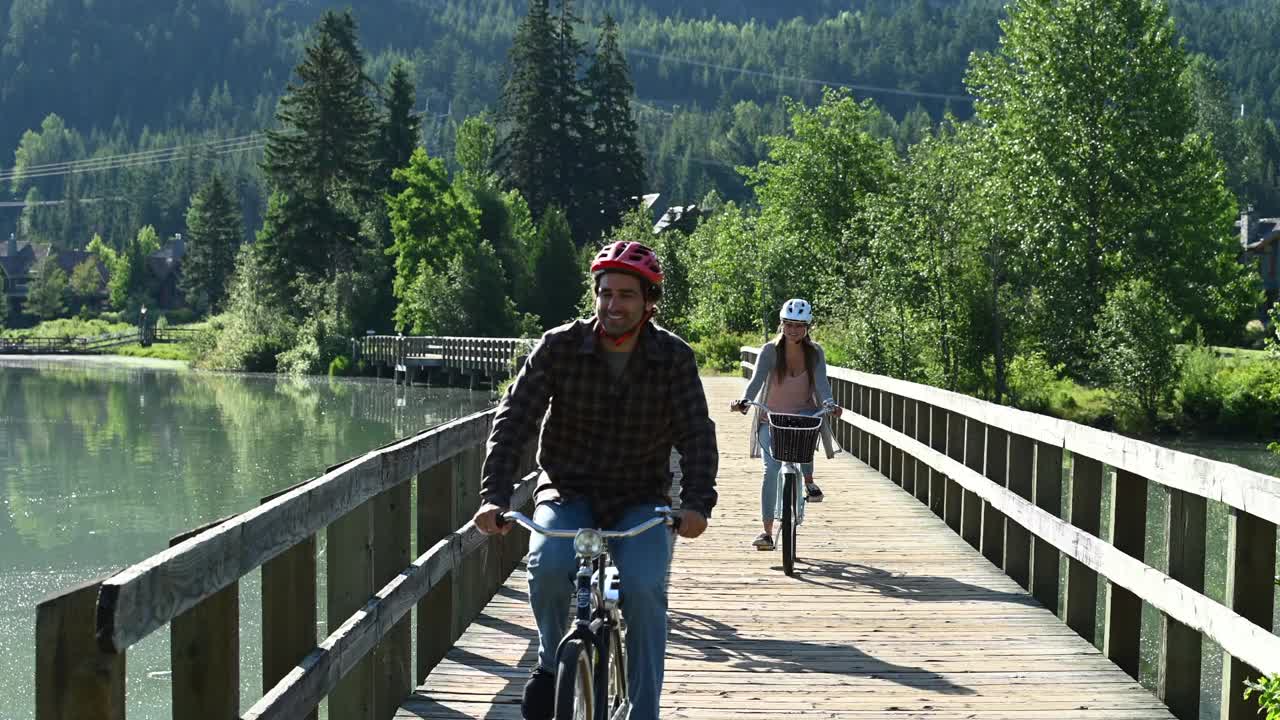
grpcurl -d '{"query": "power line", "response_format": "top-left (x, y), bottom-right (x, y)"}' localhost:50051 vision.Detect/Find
top-left (623, 47), bottom-right (974, 104)
top-left (0, 134), bottom-right (265, 183)
top-left (1, 133), bottom-right (263, 176)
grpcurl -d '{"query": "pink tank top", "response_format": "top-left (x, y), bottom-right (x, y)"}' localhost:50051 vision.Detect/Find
top-left (767, 369), bottom-right (814, 416)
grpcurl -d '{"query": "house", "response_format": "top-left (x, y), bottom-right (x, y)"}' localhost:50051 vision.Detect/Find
top-left (1238, 210), bottom-right (1280, 314)
top-left (653, 204), bottom-right (703, 235)
top-left (1, 234), bottom-right (108, 316)
top-left (146, 233), bottom-right (185, 309)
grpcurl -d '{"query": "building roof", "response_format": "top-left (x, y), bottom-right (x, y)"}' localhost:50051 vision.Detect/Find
top-left (653, 204), bottom-right (703, 235)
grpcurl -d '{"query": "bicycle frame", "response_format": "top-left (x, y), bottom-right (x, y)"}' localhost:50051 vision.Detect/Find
top-left (500, 508), bottom-right (677, 720)
top-left (741, 401), bottom-right (832, 576)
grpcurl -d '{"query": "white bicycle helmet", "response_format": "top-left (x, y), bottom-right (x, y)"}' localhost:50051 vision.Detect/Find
top-left (780, 298), bottom-right (813, 324)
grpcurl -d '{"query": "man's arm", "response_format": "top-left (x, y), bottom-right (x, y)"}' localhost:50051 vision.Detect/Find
top-left (670, 345), bottom-right (718, 528)
top-left (479, 335), bottom-right (554, 511)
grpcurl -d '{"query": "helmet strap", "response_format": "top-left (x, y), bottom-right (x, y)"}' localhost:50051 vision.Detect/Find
top-left (599, 309), bottom-right (654, 348)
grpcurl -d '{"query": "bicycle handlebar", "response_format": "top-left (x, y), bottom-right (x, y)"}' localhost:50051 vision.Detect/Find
top-left (737, 399), bottom-right (836, 417)
top-left (495, 506), bottom-right (681, 536)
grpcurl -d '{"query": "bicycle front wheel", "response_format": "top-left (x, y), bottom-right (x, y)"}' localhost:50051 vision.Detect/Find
top-left (781, 471), bottom-right (797, 576)
top-left (556, 638), bottom-right (594, 720)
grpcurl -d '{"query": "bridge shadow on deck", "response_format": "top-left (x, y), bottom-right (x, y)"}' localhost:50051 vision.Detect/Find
top-left (666, 610), bottom-right (976, 695)
top-left (791, 558), bottom-right (1041, 607)
top-left (400, 584), bottom-right (538, 718)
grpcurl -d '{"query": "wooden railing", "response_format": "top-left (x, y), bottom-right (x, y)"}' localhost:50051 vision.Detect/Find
top-left (35, 410), bottom-right (537, 720)
top-left (0, 326), bottom-right (196, 354)
top-left (355, 335), bottom-right (532, 378)
top-left (743, 347), bottom-right (1280, 719)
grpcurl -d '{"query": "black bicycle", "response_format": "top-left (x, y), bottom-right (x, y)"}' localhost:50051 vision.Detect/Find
top-left (498, 507), bottom-right (680, 720)
top-left (743, 401), bottom-right (833, 576)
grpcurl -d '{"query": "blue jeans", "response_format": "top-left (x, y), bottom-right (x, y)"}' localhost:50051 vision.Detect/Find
top-left (526, 498), bottom-right (675, 720)
top-left (759, 423), bottom-right (812, 524)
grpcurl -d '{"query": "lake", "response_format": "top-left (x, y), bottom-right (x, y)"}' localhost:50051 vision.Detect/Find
top-left (0, 358), bottom-right (493, 720)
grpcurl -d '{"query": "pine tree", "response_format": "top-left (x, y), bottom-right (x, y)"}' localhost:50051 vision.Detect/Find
top-left (531, 206), bottom-right (583, 328)
top-left (374, 63), bottom-right (421, 195)
top-left (550, 0), bottom-right (591, 243)
top-left (181, 175), bottom-right (243, 315)
top-left (496, 0), bottom-right (562, 221)
top-left (316, 10), bottom-right (365, 75)
top-left (584, 15), bottom-right (646, 244)
top-left (260, 22), bottom-right (377, 283)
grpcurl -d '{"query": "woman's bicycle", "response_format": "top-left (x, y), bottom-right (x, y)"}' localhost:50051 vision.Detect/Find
top-left (742, 401), bottom-right (833, 577)
top-left (497, 507), bottom-right (680, 720)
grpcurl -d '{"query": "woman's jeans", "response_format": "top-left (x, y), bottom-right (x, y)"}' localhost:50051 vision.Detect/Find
top-left (526, 497), bottom-right (675, 720)
top-left (759, 423), bottom-right (812, 524)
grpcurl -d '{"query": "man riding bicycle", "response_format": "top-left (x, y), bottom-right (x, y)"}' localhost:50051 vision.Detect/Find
top-left (474, 240), bottom-right (719, 720)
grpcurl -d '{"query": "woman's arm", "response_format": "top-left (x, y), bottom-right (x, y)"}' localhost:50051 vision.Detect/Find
top-left (740, 341), bottom-right (774, 403)
top-left (812, 343), bottom-right (835, 405)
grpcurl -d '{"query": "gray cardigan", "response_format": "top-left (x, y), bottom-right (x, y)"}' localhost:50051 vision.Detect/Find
top-left (740, 341), bottom-right (839, 460)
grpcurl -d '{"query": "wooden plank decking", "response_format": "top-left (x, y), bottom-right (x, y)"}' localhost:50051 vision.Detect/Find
top-left (396, 376), bottom-right (1175, 719)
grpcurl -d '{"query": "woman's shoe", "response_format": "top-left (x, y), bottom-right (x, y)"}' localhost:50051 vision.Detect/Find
top-left (752, 532), bottom-right (775, 550)
top-left (805, 482), bottom-right (824, 502)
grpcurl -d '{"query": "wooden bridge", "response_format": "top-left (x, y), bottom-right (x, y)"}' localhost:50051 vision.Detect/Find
top-left (34, 345), bottom-right (1280, 720)
top-left (354, 335), bottom-right (532, 387)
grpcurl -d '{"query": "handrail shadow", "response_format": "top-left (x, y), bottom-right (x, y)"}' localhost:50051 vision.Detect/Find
top-left (793, 557), bottom-right (1040, 607)
top-left (667, 610), bottom-right (976, 695)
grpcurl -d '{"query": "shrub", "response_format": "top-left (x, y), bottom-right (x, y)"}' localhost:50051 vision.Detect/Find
top-left (165, 307), bottom-right (197, 326)
top-left (1176, 345), bottom-right (1223, 425)
top-left (328, 354), bottom-right (352, 377)
top-left (1217, 361), bottom-right (1280, 436)
top-left (1006, 352), bottom-right (1066, 413)
top-left (691, 332), bottom-right (758, 373)
top-left (1245, 319), bottom-right (1267, 349)
top-left (1094, 279), bottom-right (1182, 427)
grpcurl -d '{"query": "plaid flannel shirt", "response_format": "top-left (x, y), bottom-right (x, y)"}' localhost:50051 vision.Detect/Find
top-left (480, 318), bottom-right (718, 528)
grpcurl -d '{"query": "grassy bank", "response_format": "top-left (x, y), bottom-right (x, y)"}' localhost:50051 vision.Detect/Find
top-left (108, 343), bottom-right (197, 363)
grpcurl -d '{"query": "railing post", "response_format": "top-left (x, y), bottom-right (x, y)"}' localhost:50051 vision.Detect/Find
top-left (372, 476), bottom-right (413, 719)
top-left (417, 457), bottom-right (456, 681)
top-left (1219, 510), bottom-right (1276, 720)
top-left (35, 578), bottom-right (126, 720)
top-left (169, 520), bottom-right (239, 720)
top-left (944, 411), bottom-right (964, 532)
top-left (959, 417), bottom-right (984, 549)
top-left (1103, 469), bottom-right (1147, 679)
top-left (260, 486), bottom-right (317, 720)
top-left (1157, 488), bottom-right (1205, 719)
top-left (1004, 433), bottom-right (1034, 588)
top-left (981, 426), bottom-right (1009, 568)
top-left (928, 405), bottom-right (947, 518)
top-left (859, 385), bottom-right (873, 463)
top-left (328, 497), bottom-right (376, 720)
top-left (1062, 453), bottom-right (1103, 645)
top-left (1031, 442), bottom-right (1063, 614)
top-left (855, 381), bottom-right (865, 453)
top-left (890, 395), bottom-right (905, 487)
top-left (901, 398), bottom-right (917, 495)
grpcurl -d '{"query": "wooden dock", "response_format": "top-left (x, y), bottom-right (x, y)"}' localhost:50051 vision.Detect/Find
top-left (397, 376), bottom-right (1175, 719)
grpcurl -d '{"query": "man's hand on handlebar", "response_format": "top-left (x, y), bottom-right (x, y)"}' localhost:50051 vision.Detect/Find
top-left (473, 502), bottom-right (511, 536)
top-left (673, 509), bottom-right (708, 539)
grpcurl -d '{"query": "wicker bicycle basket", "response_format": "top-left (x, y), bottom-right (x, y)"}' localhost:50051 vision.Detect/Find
top-left (767, 412), bottom-right (823, 464)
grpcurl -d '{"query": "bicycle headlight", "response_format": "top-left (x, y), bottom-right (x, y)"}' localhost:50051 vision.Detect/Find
top-left (573, 528), bottom-right (605, 557)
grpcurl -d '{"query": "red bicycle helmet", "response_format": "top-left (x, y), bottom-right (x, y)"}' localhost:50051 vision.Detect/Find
top-left (590, 241), bottom-right (664, 285)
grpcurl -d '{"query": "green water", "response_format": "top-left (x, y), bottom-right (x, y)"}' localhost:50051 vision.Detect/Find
top-left (0, 358), bottom-right (492, 720)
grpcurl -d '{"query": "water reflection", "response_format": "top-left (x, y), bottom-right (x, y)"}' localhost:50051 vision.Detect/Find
top-left (0, 359), bottom-right (492, 720)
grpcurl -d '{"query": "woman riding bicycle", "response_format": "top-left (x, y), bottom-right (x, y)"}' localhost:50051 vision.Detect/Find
top-left (731, 298), bottom-right (841, 550)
